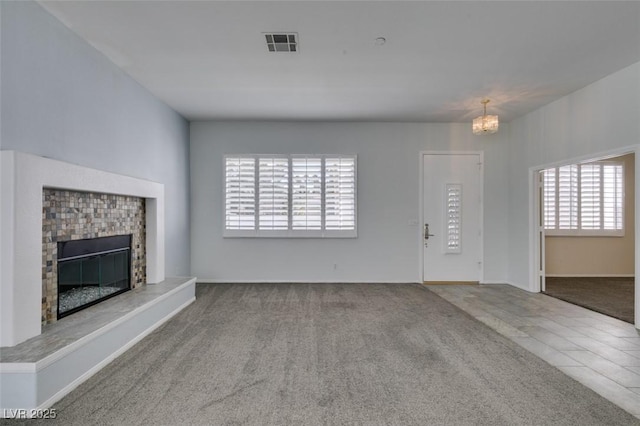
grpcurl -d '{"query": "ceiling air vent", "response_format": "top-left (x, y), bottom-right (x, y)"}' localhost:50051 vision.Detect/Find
top-left (264, 33), bottom-right (298, 52)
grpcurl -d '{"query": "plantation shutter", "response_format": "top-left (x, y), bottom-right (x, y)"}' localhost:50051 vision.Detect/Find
top-left (225, 157), bottom-right (256, 230)
top-left (557, 164), bottom-right (578, 230)
top-left (224, 154), bottom-right (357, 237)
top-left (258, 158), bottom-right (289, 230)
top-left (580, 164), bottom-right (601, 230)
top-left (444, 184), bottom-right (462, 253)
top-left (542, 161), bottom-right (623, 235)
top-left (542, 168), bottom-right (556, 229)
top-left (602, 164), bottom-right (623, 230)
top-left (325, 157), bottom-right (356, 230)
top-left (292, 158), bottom-right (323, 230)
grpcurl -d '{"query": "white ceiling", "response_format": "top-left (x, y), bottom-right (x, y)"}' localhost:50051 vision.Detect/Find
top-left (39, 1), bottom-right (640, 123)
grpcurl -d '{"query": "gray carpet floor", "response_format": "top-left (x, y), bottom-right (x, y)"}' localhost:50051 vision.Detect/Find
top-left (7, 283), bottom-right (639, 425)
top-left (544, 277), bottom-right (635, 324)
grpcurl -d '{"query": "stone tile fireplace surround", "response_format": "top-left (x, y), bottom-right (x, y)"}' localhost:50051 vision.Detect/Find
top-left (42, 189), bottom-right (147, 324)
top-left (1, 151), bottom-right (165, 347)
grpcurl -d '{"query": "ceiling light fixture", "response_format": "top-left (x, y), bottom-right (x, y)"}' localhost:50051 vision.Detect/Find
top-left (374, 37), bottom-right (386, 46)
top-left (472, 99), bottom-right (499, 135)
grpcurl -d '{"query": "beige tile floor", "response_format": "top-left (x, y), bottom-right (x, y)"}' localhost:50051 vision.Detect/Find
top-left (427, 284), bottom-right (640, 420)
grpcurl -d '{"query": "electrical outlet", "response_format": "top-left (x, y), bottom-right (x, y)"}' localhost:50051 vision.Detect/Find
top-left (333, 263), bottom-right (338, 270)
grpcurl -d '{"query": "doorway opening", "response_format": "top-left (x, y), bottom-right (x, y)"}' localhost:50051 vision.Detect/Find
top-left (533, 150), bottom-right (636, 324)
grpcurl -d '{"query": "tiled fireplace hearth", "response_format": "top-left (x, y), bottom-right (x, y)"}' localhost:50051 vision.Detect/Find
top-left (1, 151), bottom-right (196, 414)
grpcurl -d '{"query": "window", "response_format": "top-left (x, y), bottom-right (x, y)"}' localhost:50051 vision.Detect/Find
top-left (444, 184), bottom-right (462, 253)
top-left (224, 155), bottom-right (356, 237)
top-left (542, 162), bottom-right (623, 236)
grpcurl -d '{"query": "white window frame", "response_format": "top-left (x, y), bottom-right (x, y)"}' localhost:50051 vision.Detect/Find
top-left (543, 161), bottom-right (624, 237)
top-left (223, 154), bottom-right (357, 238)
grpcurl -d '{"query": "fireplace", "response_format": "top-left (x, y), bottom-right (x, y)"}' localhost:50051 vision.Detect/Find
top-left (41, 189), bottom-right (147, 324)
top-left (1, 151), bottom-right (165, 347)
top-left (57, 235), bottom-right (132, 319)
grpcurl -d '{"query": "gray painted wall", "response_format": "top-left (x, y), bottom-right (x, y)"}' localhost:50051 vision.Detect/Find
top-left (1, 1), bottom-right (190, 276)
top-left (190, 121), bottom-right (510, 283)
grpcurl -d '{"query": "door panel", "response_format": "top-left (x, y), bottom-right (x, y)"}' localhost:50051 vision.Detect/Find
top-left (537, 170), bottom-right (546, 292)
top-left (423, 154), bottom-right (482, 282)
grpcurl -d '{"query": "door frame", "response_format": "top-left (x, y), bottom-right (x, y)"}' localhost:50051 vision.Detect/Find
top-left (419, 151), bottom-right (485, 283)
top-left (529, 144), bottom-right (639, 327)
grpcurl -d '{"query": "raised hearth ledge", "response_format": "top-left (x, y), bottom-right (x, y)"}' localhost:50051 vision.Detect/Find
top-left (0, 151), bottom-right (165, 347)
top-left (0, 276), bottom-right (196, 414)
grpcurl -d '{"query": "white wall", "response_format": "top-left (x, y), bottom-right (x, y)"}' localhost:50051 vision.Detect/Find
top-left (0, 1), bottom-right (191, 276)
top-left (191, 121), bottom-right (509, 283)
top-left (507, 62), bottom-right (640, 326)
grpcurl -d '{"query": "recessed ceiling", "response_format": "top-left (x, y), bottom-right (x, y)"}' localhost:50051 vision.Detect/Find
top-left (38, 1), bottom-right (640, 122)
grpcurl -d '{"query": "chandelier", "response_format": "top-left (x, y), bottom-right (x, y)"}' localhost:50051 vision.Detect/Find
top-left (472, 99), bottom-right (499, 135)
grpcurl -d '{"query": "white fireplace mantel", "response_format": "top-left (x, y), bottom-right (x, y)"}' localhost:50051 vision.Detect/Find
top-left (0, 151), bottom-right (165, 347)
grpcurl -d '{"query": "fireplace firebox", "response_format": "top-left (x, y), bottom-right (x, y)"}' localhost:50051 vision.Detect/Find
top-left (57, 235), bottom-right (132, 319)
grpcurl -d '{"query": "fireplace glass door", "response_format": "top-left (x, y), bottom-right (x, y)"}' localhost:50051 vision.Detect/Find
top-left (57, 235), bottom-right (132, 318)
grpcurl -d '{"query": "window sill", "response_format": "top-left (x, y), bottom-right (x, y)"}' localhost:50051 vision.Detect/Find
top-left (223, 230), bottom-right (357, 238)
top-left (545, 231), bottom-right (625, 237)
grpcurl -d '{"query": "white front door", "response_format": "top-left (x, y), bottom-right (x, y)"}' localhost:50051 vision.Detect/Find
top-left (422, 153), bottom-right (482, 282)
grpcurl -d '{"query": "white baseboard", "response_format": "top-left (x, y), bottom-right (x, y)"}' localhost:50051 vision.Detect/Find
top-left (196, 279), bottom-right (417, 284)
top-left (546, 274), bottom-right (634, 278)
